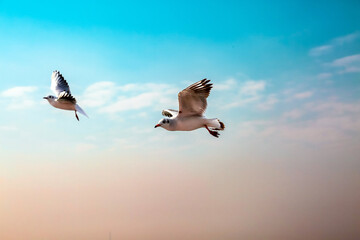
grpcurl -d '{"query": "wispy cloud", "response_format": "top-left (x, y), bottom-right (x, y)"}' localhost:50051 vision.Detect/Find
top-left (329, 54), bottom-right (360, 73)
top-left (257, 94), bottom-right (278, 110)
top-left (1, 86), bottom-right (38, 109)
top-left (2, 86), bottom-right (37, 98)
top-left (78, 79), bottom-right (181, 114)
top-left (332, 31), bottom-right (360, 45)
top-left (317, 72), bottom-right (333, 80)
top-left (215, 78), bottom-right (237, 91)
top-left (83, 82), bottom-right (178, 114)
top-left (332, 54), bottom-right (360, 66)
top-left (81, 81), bottom-right (116, 107)
top-left (260, 117), bottom-right (358, 144)
top-left (309, 45), bottom-right (333, 57)
top-left (240, 80), bottom-right (266, 95)
top-left (305, 99), bottom-right (360, 114)
top-left (309, 31), bottom-right (360, 57)
top-left (225, 80), bottom-right (267, 108)
top-left (238, 99), bottom-right (360, 144)
top-left (117, 83), bottom-right (174, 92)
top-left (293, 91), bottom-right (313, 99)
top-left (101, 92), bottom-right (163, 113)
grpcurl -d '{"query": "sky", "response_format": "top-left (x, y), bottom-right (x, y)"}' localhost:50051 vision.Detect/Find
top-left (0, 1), bottom-right (360, 239)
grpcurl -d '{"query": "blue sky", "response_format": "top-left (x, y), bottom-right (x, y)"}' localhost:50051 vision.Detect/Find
top-left (0, 1), bottom-right (360, 239)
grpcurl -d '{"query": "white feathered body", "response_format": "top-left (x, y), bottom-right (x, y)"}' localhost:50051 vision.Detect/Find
top-left (48, 99), bottom-right (76, 111)
top-left (165, 116), bottom-right (222, 131)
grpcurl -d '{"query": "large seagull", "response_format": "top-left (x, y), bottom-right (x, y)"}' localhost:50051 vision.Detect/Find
top-left (43, 70), bottom-right (88, 121)
top-left (154, 79), bottom-right (225, 138)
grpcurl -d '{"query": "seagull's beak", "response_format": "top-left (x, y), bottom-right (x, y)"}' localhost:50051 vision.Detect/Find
top-left (43, 96), bottom-right (48, 99)
top-left (154, 124), bottom-right (161, 128)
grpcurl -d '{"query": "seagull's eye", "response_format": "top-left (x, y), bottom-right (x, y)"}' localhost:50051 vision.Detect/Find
top-left (162, 119), bottom-right (166, 124)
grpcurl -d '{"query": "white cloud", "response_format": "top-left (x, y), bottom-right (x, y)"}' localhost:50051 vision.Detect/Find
top-left (117, 83), bottom-right (139, 92)
top-left (215, 78), bottom-right (237, 90)
top-left (99, 84), bottom-right (177, 114)
top-left (2, 86), bottom-right (37, 97)
top-left (294, 91), bottom-right (313, 99)
top-left (81, 81), bottom-right (116, 107)
top-left (235, 121), bottom-right (266, 138)
top-left (330, 54), bottom-right (360, 73)
top-left (305, 100), bottom-right (360, 115)
top-left (118, 83), bottom-right (174, 92)
top-left (101, 92), bottom-right (161, 113)
top-left (238, 100), bottom-right (360, 144)
top-left (259, 118), bottom-right (357, 144)
top-left (240, 80), bottom-right (266, 95)
top-left (309, 45), bottom-right (333, 57)
top-left (80, 78), bottom-right (267, 114)
top-left (6, 99), bottom-right (36, 110)
top-left (1, 86), bottom-right (38, 110)
top-left (257, 94), bottom-right (278, 110)
top-left (225, 80), bottom-right (266, 109)
top-left (331, 54), bottom-right (360, 66)
top-left (80, 80), bottom-right (178, 114)
top-left (317, 72), bottom-right (332, 80)
top-left (332, 31), bottom-right (360, 45)
top-left (309, 31), bottom-right (360, 57)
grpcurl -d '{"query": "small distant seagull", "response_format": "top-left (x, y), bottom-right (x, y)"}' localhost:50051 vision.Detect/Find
top-left (43, 70), bottom-right (88, 121)
top-left (154, 79), bottom-right (225, 138)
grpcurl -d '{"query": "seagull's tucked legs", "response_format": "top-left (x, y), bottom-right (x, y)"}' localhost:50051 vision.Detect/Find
top-left (205, 125), bottom-right (220, 138)
top-left (75, 111), bottom-right (79, 121)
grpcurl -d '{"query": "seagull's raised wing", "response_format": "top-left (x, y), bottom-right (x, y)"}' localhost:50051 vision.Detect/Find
top-left (178, 79), bottom-right (213, 117)
top-left (162, 109), bottom-right (179, 118)
top-left (51, 70), bottom-right (77, 103)
top-left (51, 70), bottom-right (72, 97)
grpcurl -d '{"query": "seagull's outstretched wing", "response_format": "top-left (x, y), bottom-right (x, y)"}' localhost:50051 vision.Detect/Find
top-left (51, 70), bottom-right (77, 103)
top-left (51, 70), bottom-right (72, 97)
top-left (178, 79), bottom-right (212, 117)
top-left (162, 109), bottom-right (179, 118)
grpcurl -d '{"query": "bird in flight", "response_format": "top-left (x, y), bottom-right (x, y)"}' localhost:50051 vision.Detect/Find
top-left (43, 70), bottom-right (88, 121)
top-left (154, 79), bottom-right (225, 137)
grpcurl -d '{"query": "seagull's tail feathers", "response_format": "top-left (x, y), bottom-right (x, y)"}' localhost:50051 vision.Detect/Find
top-left (207, 118), bottom-right (225, 131)
top-left (75, 104), bottom-right (89, 118)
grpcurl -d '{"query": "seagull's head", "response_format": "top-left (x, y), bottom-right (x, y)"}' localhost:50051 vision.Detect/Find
top-left (43, 95), bottom-right (56, 102)
top-left (154, 118), bottom-right (171, 129)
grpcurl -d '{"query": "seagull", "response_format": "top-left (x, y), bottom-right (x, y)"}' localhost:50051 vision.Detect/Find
top-left (43, 70), bottom-right (88, 121)
top-left (154, 79), bottom-right (225, 138)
